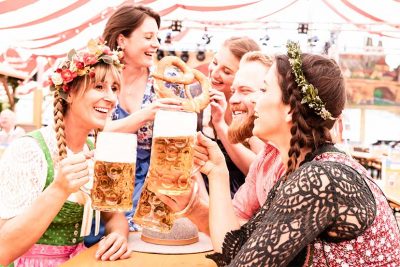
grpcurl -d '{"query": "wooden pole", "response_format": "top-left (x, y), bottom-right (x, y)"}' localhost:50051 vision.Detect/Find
top-left (0, 75), bottom-right (15, 109)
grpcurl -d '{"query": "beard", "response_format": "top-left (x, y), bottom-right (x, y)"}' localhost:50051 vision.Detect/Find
top-left (228, 114), bottom-right (256, 144)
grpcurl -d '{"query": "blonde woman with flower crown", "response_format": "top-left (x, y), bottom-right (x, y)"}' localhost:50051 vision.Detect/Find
top-left (194, 42), bottom-right (400, 266)
top-left (0, 40), bottom-right (130, 266)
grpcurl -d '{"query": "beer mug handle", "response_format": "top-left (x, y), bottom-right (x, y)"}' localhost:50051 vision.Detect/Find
top-left (175, 181), bottom-right (199, 218)
top-left (191, 165), bottom-right (201, 176)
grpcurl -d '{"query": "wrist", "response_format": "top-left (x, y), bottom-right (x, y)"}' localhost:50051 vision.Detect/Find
top-left (208, 167), bottom-right (229, 183)
top-left (48, 182), bottom-right (70, 200)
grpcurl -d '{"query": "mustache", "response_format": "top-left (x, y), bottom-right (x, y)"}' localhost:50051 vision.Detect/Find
top-left (228, 114), bottom-right (256, 144)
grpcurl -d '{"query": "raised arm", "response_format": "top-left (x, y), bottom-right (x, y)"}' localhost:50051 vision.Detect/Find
top-left (104, 98), bottom-right (183, 133)
top-left (209, 89), bottom-right (263, 174)
top-left (208, 162), bottom-right (376, 266)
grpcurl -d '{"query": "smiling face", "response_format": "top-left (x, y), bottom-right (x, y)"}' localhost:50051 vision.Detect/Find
top-left (208, 45), bottom-right (240, 97)
top-left (66, 65), bottom-right (120, 131)
top-left (228, 60), bottom-right (270, 143)
top-left (253, 63), bottom-right (291, 143)
top-left (120, 16), bottom-right (160, 68)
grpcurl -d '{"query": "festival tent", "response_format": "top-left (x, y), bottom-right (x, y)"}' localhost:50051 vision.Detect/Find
top-left (0, 0), bottom-right (399, 99)
top-left (1, 0), bottom-right (399, 59)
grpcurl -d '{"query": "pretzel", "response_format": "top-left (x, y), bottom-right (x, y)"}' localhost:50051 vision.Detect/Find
top-left (152, 56), bottom-right (210, 113)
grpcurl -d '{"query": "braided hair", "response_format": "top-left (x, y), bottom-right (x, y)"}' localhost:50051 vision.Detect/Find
top-left (275, 54), bottom-right (346, 176)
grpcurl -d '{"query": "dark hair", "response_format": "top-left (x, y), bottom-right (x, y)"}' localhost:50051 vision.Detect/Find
top-left (223, 36), bottom-right (261, 61)
top-left (275, 54), bottom-right (346, 176)
top-left (103, 4), bottom-right (160, 50)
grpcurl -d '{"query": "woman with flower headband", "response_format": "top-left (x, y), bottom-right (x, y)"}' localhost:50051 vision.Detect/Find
top-left (0, 39), bottom-right (130, 266)
top-left (101, 4), bottom-right (183, 231)
top-left (193, 42), bottom-right (400, 266)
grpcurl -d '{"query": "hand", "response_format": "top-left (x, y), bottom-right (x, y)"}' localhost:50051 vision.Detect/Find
top-left (143, 98), bottom-right (183, 121)
top-left (155, 180), bottom-right (196, 214)
top-left (95, 232), bottom-right (130, 261)
top-left (194, 132), bottom-right (227, 177)
top-left (209, 89), bottom-right (228, 130)
top-left (52, 151), bottom-right (93, 196)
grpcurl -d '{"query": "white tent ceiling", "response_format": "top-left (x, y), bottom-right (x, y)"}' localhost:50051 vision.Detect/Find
top-left (0, 0), bottom-right (400, 75)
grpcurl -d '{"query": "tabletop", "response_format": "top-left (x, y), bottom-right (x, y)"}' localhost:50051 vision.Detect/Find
top-left (61, 242), bottom-right (217, 267)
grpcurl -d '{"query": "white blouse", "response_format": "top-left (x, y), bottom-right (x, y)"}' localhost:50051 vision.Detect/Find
top-left (0, 126), bottom-right (91, 220)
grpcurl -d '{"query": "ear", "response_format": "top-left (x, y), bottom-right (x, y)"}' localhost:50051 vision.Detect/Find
top-left (117, 34), bottom-right (125, 49)
top-left (66, 93), bottom-right (73, 104)
top-left (284, 105), bottom-right (292, 123)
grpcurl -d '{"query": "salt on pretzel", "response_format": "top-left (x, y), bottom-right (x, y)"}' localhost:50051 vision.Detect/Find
top-left (152, 56), bottom-right (210, 113)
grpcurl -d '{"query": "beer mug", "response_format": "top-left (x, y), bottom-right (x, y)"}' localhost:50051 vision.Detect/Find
top-left (147, 109), bottom-right (198, 196)
top-left (133, 180), bottom-right (174, 232)
top-left (91, 132), bottom-right (137, 212)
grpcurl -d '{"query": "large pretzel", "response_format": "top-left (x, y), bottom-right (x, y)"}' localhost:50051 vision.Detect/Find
top-left (152, 56), bottom-right (210, 113)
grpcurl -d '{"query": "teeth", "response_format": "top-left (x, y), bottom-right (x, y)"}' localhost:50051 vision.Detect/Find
top-left (232, 111), bottom-right (246, 115)
top-left (95, 107), bottom-right (108, 113)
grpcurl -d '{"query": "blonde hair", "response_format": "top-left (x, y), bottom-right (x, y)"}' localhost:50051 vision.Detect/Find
top-left (223, 36), bottom-right (261, 61)
top-left (53, 63), bottom-right (121, 159)
top-left (240, 51), bottom-right (273, 68)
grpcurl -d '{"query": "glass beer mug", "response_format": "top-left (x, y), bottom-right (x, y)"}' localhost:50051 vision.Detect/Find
top-left (133, 109), bottom-right (197, 232)
top-left (133, 180), bottom-right (175, 232)
top-left (147, 109), bottom-right (198, 196)
top-left (91, 132), bottom-right (137, 212)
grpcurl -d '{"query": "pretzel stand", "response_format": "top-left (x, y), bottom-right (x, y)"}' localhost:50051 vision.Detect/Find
top-left (133, 56), bottom-right (211, 249)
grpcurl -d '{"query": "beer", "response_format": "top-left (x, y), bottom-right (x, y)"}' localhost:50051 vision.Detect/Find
top-left (92, 132), bottom-right (137, 212)
top-left (92, 161), bottom-right (135, 211)
top-left (147, 110), bottom-right (197, 196)
top-left (147, 136), bottom-right (194, 195)
top-left (133, 182), bottom-right (174, 232)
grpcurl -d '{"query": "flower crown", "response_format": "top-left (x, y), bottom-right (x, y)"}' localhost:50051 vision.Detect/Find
top-left (286, 41), bottom-right (334, 120)
top-left (49, 38), bottom-right (124, 99)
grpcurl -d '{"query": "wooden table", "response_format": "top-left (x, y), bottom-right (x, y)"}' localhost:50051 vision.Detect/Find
top-left (61, 243), bottom-right (217, 267)
top-left (375, 179), bottom-right (400, 207)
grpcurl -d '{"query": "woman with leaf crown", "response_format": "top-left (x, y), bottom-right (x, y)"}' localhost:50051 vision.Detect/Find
top-left (193, 42), bottom-right (400, 266)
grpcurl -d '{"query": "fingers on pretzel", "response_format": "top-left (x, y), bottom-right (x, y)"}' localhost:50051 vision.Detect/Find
top-left (152, 56), bottom-right (210, 113)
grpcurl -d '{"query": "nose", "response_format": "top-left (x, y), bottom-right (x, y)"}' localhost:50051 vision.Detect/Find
top-left (104, 87), bottom-right (117, 104)
top-left (152, 36), bottom-right (160, 48)
top-left (209, 66), bottom-right (220, 80)
top-left (229, 90), bottom-right (240, 105)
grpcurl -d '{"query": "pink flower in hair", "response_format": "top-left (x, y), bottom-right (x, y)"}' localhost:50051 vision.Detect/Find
top-left (75, 61), bottom-right (85, 70)
top-left (62, 84), bottom-right (70, 92)
top-left (61, 69), bottom-right (77, 83)
top-left (102, 46), bottom-right (112, 55)
top-left (82, 53), bottom-right (98, 66)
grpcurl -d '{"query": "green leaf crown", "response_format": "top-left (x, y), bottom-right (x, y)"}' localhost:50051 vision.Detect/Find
top-left (286, 41), bottom-right (334, 120)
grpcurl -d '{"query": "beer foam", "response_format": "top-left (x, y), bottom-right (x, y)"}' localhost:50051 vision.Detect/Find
top-left (95, 132), bottom-right (137, 163)
top-left (153, 110), bottom-right (197, 137)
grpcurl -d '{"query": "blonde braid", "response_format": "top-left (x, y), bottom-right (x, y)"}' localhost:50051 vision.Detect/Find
top-left (53, 91), bottom-right (67, 160)
top-left (93, 128), bottom-right (99, 149)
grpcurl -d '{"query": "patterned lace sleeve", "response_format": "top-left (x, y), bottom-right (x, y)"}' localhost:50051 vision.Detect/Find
top-left (0, 137), bottom-right (47, 219)
top-left (208, 161), bottom-right (376, 266)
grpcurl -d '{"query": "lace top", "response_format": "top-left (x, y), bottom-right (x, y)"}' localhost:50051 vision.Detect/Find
top-left (0, 126), bottom-right (90, 220)
top-left (207, 145), bottom-right (400, 266)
